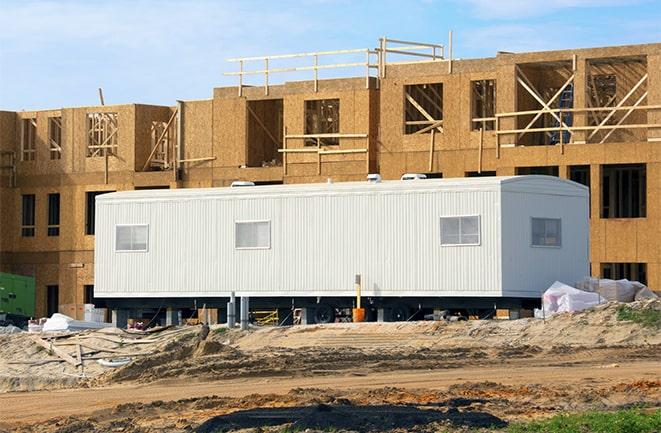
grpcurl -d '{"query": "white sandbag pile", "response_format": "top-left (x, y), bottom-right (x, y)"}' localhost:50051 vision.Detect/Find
top-left (42, 313), bottom-right (112, 332)
top-left (575, 277), bottom-right (658, 302)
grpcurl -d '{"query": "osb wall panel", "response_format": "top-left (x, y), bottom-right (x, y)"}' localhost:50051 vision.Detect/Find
top-left (213, 97), bottom-right (246, 168)
top-left (180, 100), bottom-right (214, 180)
top-left (0, 110), bottom-right (16, 152)
top-left (648, 54), bottom-right (661, 141)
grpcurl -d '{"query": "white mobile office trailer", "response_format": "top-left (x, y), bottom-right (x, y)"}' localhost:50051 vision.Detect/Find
top-left (94, 175), bottom-right (589, 322)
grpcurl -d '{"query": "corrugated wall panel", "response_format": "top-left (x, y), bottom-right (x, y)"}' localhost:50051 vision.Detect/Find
top-left (95, 185), bottom-right (504, 298)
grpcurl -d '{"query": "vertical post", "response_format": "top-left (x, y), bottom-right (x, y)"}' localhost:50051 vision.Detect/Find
top-left (448, 30), bottom-right (453, 74)
top-left (283, 126), bottom-right (287, 176)
top-left (314, 54), bottom-right (319, 92)
top-left (428, 128), bottom-right (435, 172)
top-left (264, 58), bottom-right (269, 96)
top-left (240, 296), bottom-right (249, 330)
top-left (365, 49), bottom-right (370, 89)
top-left (104, 152), bottom-right (109, 184)
top-left (559, 110), bottom-right (565, 154)
top-left (355, 274), bottom-right (362, 309)
top-left (227, 291), bottom-right (236, 328)
top-left (380, 37), bottom-right (386, 79)
top-left (495, 116), bottom-right (500, 159)
top-left (175, 101), bottom-right (183, 183)
top-left (478, 127), bottom-right (484, 173)
top-left (317, 136), bottom-right (321, 175)
top-left (238, 60), bottom-right (243, 97)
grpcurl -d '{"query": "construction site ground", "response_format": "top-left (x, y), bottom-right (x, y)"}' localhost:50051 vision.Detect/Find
top-left (0, 300), bottom-right (659, 433)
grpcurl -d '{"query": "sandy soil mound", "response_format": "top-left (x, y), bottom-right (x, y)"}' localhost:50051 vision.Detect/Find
top-left (4, 380), bottom-right (659, 433)
top-left (1, 300), bottom-right (658, 392)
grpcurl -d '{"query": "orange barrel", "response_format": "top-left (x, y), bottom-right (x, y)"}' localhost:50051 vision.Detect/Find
top-left (352, 308), bottom-right (366, 323)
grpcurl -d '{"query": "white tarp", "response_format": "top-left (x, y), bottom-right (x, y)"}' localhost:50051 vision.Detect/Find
top-left (542, 281), bottom-right (606, 316)
top-left (574, 277), bottom-right (657, 302)
top-left (42, 313), bottom-right (112, 332)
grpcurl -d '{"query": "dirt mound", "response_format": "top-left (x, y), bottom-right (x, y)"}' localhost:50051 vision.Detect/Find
top-left (5, 379), bottom-right (660, 433)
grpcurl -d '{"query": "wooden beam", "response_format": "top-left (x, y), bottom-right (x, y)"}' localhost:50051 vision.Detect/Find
top-left (412, 120), bottom-right (444, 135)
top-left (599, 91), bottom-right (648, 143)
top-left (30, 336), bottom-right (80, 367)
top-left (247, 105), bottom-right (280, 147)
top-left (478, 127), bottom-right (484, 173)
top-left (515, 68), bottom-right (574, 139)
top-left (588, 74), bottom-right (648, 140)
top-left (428, 128), bottom-right (435, 172)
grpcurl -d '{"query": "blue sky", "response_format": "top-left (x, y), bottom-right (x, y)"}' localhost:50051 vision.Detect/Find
top-left (0, 0), bottom-right (659, 111)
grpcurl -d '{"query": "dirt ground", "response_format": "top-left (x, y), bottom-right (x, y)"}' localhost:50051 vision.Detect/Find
top-left (0, 300), bottom-right (659, 432)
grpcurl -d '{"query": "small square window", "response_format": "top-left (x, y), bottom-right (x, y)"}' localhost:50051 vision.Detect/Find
top-left (440, 216), bottom-right (480, 246)
top-left (531, 218), bottom-right (561, 247)
top-left (115, 225), bottom-right (149, 252)
top-left (235, 221), bottom-right (271, 249)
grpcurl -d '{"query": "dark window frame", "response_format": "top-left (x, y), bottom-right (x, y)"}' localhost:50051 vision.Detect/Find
top-left (471, 79), bottom-right (496, 131)
top-left (21, 194), bottom-right (36, 237)
top-left (47, 193), bottom-right (60, 236)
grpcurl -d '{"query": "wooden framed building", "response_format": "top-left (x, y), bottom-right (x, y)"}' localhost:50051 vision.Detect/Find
top-left (0, 38), bottom-right (659, 317)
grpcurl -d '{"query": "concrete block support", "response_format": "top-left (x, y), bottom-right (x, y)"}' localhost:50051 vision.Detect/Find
top-left (377, 308), bottom-right (386, 322)
top-left (240, 297), bottom-right (249, 330)
top-left (165, 308), bottom-right (180, 326)
top-left (299, 307), bottom-right (309, 325)
top-left (227, 302), bottom-right (236, 327)
top-left (111, 309), bottom-right (129, 329)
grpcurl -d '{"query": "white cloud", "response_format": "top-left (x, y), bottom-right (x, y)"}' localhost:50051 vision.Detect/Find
top-left (461, 0), bottom-right (646, 19)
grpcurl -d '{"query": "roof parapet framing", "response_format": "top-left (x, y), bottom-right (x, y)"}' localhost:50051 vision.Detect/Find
top-left (224, 32), bottom-right (453, 96)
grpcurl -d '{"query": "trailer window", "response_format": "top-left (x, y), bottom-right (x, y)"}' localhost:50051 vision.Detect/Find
top-left (531, 218), bottom-right (561, 247)
top-left (440, 216), bottom-right (480, 246)
top-left (235, 220), bottom-right (271, 249)
top-left (115, 225), bottom-right (149, 252)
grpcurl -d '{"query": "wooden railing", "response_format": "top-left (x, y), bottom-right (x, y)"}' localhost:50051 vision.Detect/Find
top-left (278, 130), bottom-right (369, 175)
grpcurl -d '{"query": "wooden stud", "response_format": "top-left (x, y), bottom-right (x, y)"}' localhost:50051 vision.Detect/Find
top-left (478, 127), bottom-right (484, 173)
top-left (428, 128), bottom-right (435, 172)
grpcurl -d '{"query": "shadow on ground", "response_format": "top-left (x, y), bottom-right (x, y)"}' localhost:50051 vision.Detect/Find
top-left (195, 402), bottom-right (507, 432)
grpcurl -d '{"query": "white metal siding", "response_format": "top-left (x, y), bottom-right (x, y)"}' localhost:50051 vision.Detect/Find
top-left (95, 176), bottom-right (587, 300)
top-left (500, 179), bottom-right (589, 297)
top-left (95, 185), bottom-right (503, 298)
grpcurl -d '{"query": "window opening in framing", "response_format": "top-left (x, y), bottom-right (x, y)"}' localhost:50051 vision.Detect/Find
top-left (149, 119), bottom-right (176, 170)
top-left (515, 61), bottom-right (574, 146)
top-left (247, 99), bottom-right (283, 166)
top-left (21, 194), bottom-right (35, 237)
top-left (601, 262), bottom-right (647, 285)
top-left (86, 191), bottom-right (114, 235)
top-left (471, 80), bottom-right (495, 131)
top-left (48, 116), bottom-right (62, 160)
top-left (516, 166), bottom-right (559, 176)
top-left (84, 285), bottom-right (95, 306)
top-left (586, 56), bottom-right (647, 144)
top-left (404, 83), bottom-right (443, 134)
top-left (21, 118), bottom-right (37, 161)
top-left (87, 112), bottom-right (118, 157)
top-left (305, 99), bottom-right (339, 146)
top-left (47, 193), bottom-right (60, 237)
top-left (466, 171), bottom-right (496, 177)
top-left (46, 285), bottom-right (59, 317)
top-left (601, 164), bottom-right (646, 218)
top-left (422, 172), bottom-right (443, 179)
